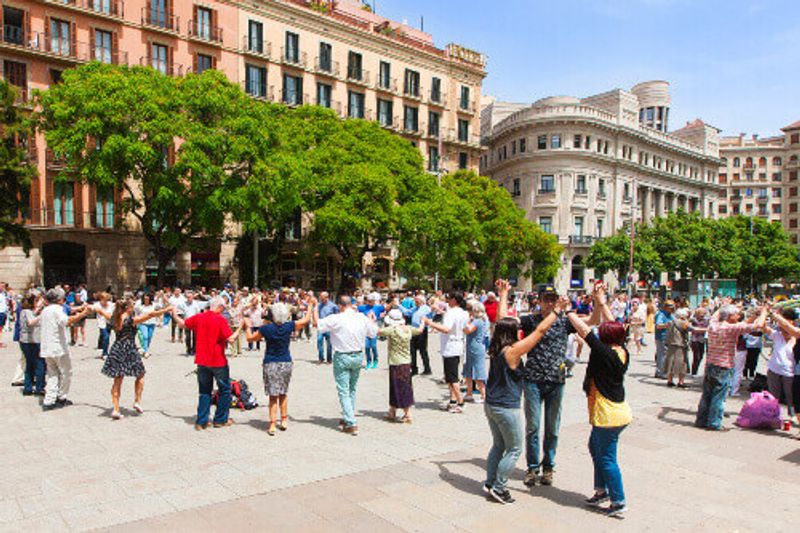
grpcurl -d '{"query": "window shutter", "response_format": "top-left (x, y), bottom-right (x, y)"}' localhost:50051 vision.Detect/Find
top-left (30, 174), bottom-right (41, 224)
top-left (89, 28), bottom-right (95, 61)
top-left (259, 68), bottom-right (266, 97)
top-left (211, 55), bottom-right (217, 70)
top-left (74, 182), bottom-right (84, 228)
top-left (192, 5), bottom-right (198, 35)
top-left (44, 16), bottom-right (51, 52)
top-left (192, 53), bottom-right (197, 73)
top-left (114, 187), bottom-right (122, 227)
top-left (167, 45), bottom-right (173, 75)
top-left (88, 185), bottom-right (97, 228)
top-left (112, 31), bottom-right (119, 64)
top-left (70, 21), bottom-right (77, 58)
top-left (168, 145), bottom-right (175, 166)
top-left (45, 175), bottom-right (54, 226)
top-left (24, 10), bottom-right (30, 44)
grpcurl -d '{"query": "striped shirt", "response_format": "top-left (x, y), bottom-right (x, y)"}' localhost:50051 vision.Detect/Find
top-left (706, 317), bottom-right (755, 368)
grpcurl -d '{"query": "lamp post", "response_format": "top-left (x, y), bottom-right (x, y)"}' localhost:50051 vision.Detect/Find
top-left (628, 179), bottom-right (638, 300)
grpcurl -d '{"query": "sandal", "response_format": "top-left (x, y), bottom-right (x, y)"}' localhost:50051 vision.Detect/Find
top-left (278, 417), bottom-right (288, 431)
top-left (400, 416), bottom-right (413, 424)
top-left (267, 424), bottom-right (276, 436)
top-left (111, 411), bottom-right (123, 420)
top-left (133, 403), bottom-right (144, 414)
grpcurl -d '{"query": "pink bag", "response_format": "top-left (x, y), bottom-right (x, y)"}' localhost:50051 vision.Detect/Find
top-left (735, 391), bottom-right (782, 429)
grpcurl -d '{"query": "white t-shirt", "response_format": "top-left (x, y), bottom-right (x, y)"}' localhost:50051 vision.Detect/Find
top-left (168, 295), bottom-right (185, 312)
top-left (135, 303), bottom-right (158, 325)
top-left (317, 308), bottom-right (379, 354)
top-left (40, 304), bottom-right (70, 358)
top-left (93, 301), bottom-right (115, 329)
top-left (767, 330), bottom-right (796, 377)
top-left (439, 306), bottom-right (469, 358)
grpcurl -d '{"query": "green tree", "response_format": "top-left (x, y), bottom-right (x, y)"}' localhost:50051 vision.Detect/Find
top-left (0, 80), bottom-right (36, 251)
top-left (35, 63), bottom-right (276, 286)
top-left (586, 224), bottom-right (662, 281)
top-left (726, 215), bottom-right (800, 289)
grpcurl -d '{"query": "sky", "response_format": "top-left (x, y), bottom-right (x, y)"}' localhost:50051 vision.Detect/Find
top-left (371, 0), bottom-right (800, 137)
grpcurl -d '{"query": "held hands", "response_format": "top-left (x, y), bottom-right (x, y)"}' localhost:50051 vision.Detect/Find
top-left (495, 279), bottom-right (511, 294)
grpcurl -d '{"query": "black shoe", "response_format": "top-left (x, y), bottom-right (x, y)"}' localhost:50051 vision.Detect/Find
top-left (604, 503), bottom-right (627, 518)
top-left (585, 492), bottom-right (610, 507)
top-left (22, 390), bottom-right (34, 396)
top-left (422, 370), bottom-right (433, 375)
top-left (482, 483), bottom-right (491, 494)
top-left (11, 381), bottom-right (23, 387)
top-left (411, 369), bottom-right (419, 376)
top-left (55, 398), bottom-right (73, 407)
top-left (487, 487), bottom-right (515, 505)
top-left (34, 391), bottom-right (45, 396)
top-left (523, 469), bottom-right (538, 487)
top-left (42, 404), bottom-right (58, 411)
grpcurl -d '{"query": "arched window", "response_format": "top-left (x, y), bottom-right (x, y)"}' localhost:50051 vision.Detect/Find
top-left (721, 157), bottom-right (728, 166)
top-left (733, 157), bottom-right (740, 167)
top-left (570, 255), bottom-right (585, 289)
top-left (745, 157), bottom-right (753, 168)
top-left (773, 156), bottom-right (782, 166)
top-left (792, 155), bottom-right (798, 162)
top-left (758, 157), bottom-right (767, 166)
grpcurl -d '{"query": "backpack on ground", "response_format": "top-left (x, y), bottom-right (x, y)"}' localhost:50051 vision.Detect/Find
top-left (211, 379), bottom-right (258, 410)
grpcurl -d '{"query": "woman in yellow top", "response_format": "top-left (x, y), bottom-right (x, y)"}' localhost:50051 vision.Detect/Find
top-left (565, 285), bottom-right (631, 519)
top-left (379, 308), bottom-right (423, 423)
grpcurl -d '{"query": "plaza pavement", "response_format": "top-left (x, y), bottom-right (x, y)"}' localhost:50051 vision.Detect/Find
top-left (1, 321), bottom-right (798, 532)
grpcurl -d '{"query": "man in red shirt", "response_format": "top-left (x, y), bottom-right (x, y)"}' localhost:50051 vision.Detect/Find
top-left (172, 297), bottom-right (241, 430)
top-left (484, 292), bottom-right (498, 324)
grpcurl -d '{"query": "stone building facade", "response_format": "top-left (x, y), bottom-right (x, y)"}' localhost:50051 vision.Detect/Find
top-left (0, 0), bottom-right (485, 291)
top-left (481, 81), bottom-right (722, 293)
top-left (718, 122), bottom-right (800, 244)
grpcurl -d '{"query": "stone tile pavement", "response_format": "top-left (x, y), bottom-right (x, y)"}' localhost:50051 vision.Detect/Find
top-left (1, 322), bottom-right (798, 532)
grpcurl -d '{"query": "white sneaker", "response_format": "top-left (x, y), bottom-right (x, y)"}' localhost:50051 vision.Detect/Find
top-left (463, 395), bottom-right (474, 403)
top-left (111, 411), bottom-right (123, 420)
top-left (474, 397), bottom-right (485, 404)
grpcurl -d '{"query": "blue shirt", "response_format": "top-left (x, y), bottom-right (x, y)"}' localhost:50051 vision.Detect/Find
top-left (486, 350), bottom-right (524, 409)
top-left (467, 318), bottom-right (488, 357)
top-left (259, 321), bottom-right (295, 364)
top-left (357, 304), bottom-right (384, 337)
top-left (318, 301), bottom-right (338, 320)
top-left (655, 311), bottom-right (673, 341)
top-left (402, 304), bottom-right (432, 328)
top-left (401, 297), bottom-right (415, 310)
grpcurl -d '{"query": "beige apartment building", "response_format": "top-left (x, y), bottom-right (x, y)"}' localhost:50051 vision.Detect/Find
top-left (0, 0), bottom-right (485, 291)
top-left (718, 122), bottom-right (800, 243)
top-left (481, 81), bottom-right (722, 293)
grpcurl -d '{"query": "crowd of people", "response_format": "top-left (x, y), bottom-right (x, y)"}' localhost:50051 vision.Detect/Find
top-left (2, 278), bottom-right (800, 519)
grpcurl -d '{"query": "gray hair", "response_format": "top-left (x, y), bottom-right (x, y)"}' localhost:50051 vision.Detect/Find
top-left (208, 296), bottom-right (226, 310)
top-left (674, 308), bottom-right (690, 320)
top-left (718, 304), bottom-right (740, 321)
top-left (470, 301), bottom-right (487, 320)
top-left (270, 303), bottom-right (291, 325)
top-left (45, 288), bottom-right (64, 304)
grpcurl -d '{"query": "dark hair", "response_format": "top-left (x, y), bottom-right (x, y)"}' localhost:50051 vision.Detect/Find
top-left (22, 294), bottom-right (37, 310)
top-left (448, 291), bottom-right (466, 309)
top-left (781, 308), bottom-right (797, 321)
top-left (142, 293), bottom-right (152, 306)
top-left (111, 298), bottom-right (132, 332)
top-left (488, 318), bottom-right (520, 359)
top-left (598, 321), bottom-right (627, 346)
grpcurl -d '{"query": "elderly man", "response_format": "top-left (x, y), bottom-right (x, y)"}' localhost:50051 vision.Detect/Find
top-left (314, 296), bottom-right (378, 435)
top-left (654, 300), bottom-right (675, 379)
top-left (695, 303), bottom-right (767, 431)
top-left (178, 291), bottom-right (209, 356)
top-left (39, 288), bottom-right (91, 411)
top-left (316, 291), bottom-right (338, 364)
top-left (172, 297), bottom-right (240, 430)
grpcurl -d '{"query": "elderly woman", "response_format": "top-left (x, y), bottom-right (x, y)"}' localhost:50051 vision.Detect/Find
top-left (628, 299), bottom-right (646, 356)
top-left (464, 301), bottom-right (489, 403)
top-left (379, 308), bottom-right (423, 423)
top-left (243, 300), bottom-right (315, 436)
top-left (565, 286), bottom-right (631, 518)
top-left (689, 307), bottom-right (710, 376)
top-left (665, 308), bottom-right (690, 388)
top-left (18, 292), bottom-right (45, 396)
top-left (763, 309), bottom-right (799, 422)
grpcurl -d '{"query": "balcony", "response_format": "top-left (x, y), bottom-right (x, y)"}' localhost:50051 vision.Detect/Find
top-left (141, 8), bottom-right (179, 33)
top-left (240, 81), bottom-right (275, 102)
top-left (279, 91), bottom-right (309, 107)
top-left (346, 69), bottom-right (371, 87)
top-left (574, 188), bottom-right (588, 196)
top-left (537, 188), bottom-right (556, 195)
top-left (757, 195), bottom-right (769, 203)
top-left (188, 20), bottom-right (223, 45)
top-left (281, 48), bottom-right (307, 69)
top-left (45, 148), bottom-right (69, 170)
top-left (596, 192), bottom-right (607, 200)
top-left (313, 57), bottom-right (340, 78)
top-left (375, 77), bottom-right (398, 94)
top-left (428, 93), bottom-right (447, 108)
top-left (444, 128), bottom-right (481, 148)
top-left (569, 235), bottom-right (596, 246)
top-left (0, 29), bottom-right (94, 63)
top-left (45, 0), bottom-right (125, 19)
top-left (92, 48), bottom-right (129, 65)
top-left (457, 100), bottom-right (477, 115)
top-left (139, 57), bottom-right (184, 76)
top-left (403, 87), bottom-right (423, 102)
top-left (378, 115), bottom-right (399, 130)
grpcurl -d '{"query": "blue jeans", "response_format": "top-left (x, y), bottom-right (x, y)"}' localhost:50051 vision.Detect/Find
top-left (138, 324), bottom-right (155, 353)
top-left (99, 325), bottom-right (111, 357)
top-left (523, 380), bottom-right (564, 471)
top-left (21, 342), bottom-right (45, 394)
top-left (695, 364), bottom-right (734, 430)
top-left (365, 337), bottom-right (378, 365)
top-left (333, 351), bottom-right (363, 427)
top-left (196, 365), bottom-right (231, 426)
top-left (588, 426), bottom-right (627, 505)
top-left (162, 313), bottom-right (171, 326)
top-left (484, 403), bottom-right (523, 492)
top-left (655, 339), bottom-right (667, 377)
top-left (317, 332), bottom-right (332, 362)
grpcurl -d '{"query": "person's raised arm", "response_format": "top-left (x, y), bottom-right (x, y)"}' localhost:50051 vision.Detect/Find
top-left (566, 305), bottom-right (593, 339)
top-left (768, 309), bottom-right (799, 337)
top-left (132, 306), bottom-right (172, 326)
top-left (66, 305), bottom-right (91, 327)
top-left (424, 315), bottom-right (451, 334)
top-left (504, 297), bottom-right (571, 367)
top-left (295, 299), bottom-right (316, 332)
top-left (496, 279), bottom-right (510, 320)
top-left (94, 303), bottom-right (112, 320)
top-left (170, 308), bottom-right (186, 329)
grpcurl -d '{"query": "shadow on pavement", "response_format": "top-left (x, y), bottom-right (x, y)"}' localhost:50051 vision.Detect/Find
top-left (156, 409), bottom-right (197, 425)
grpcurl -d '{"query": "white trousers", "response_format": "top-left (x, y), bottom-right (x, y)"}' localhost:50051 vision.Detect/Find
top-left (44, 355), bottom-right (72, 406)
top-left (13, 352), bottom-right (25, 384)
top-left (730, 349), bottom-right (747, 396)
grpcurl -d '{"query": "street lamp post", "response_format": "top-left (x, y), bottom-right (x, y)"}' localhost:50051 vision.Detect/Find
top-left (628, 179), bottom-right (638, 300)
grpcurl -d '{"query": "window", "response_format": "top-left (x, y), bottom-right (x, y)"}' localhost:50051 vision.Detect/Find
top-left (195, 7), bottom-right (212, 40)
top-left (285, 209), bottom-right (302, 241)
top-left (538, 216), bottom-right (553, 234)
top-left (520, 138), bottom-right (527, 153)
top-left (245, 64), bottom-right (267, 97)
top-left (428, 111), bottom-right (440, 137)
top-left (54, 181), bottom-right (74, 226)
top-left (512, 141), bottom-right (517, 155)
top-left (379, 61), bottom-right (391, 89)
top-left (458, 119), bottom-right (469, 142)
top-left (196, 53), bottom-right (213, 73)
top-left (792, 203), bottom-right (799, 213)
top-left (774, 157), bottom-right (783, 166)
top-left (282, 74), bottom-right (303, 105)
top-left (431, 77), bottom-right (441, 102)
top-left (285, 32), bottom-right (299, 63)
top-left (598, 178), bottom-right (606, 196)
top-left (791, 187), bottom-right (798, 197)
top-left (403, 105), bottom-right (419, 132)
top-left (793, 171), bottom-right (798, 181)
top-left (574, 216), bottom-right (584, 237)
top-left (319, 42), bottom-right (332, 72)
top-left (347, 51), bottom-right (363, 80)
top-left (733, 173), bottom-right (740, 181)
top-left (774, 172), bottom-right (783, 181)
top-left (94, 29), bottom-right (113, 63)
top-left (575, 175), bottom-right (587, 194)
top-left (719, 205), bottom-right (728, 214)
top-left (316, 82), bottom-right (332, 108)
top-left (348, 91), bottom-right (364, 119)
top-left (596, 218), bottom-right (604, 238)
top-left (792, 133), bottom-right (800, 144)
top-left (3, 60), bottom-right (27, 100)
top-left (573, 134), bottom-right (582, 149)
top-left (458, 152), bottom-right (468, 170)
top-left (759, 157), bottom-right (767, 167)
top-left (719, 173), bottom-right (727, 184)
top-left (377, 99), bottom-right (393, 127)
top-left (151, 43), bottom-right (168, 74)
top-left (773, 204), bottom-right (782, 214)
top-left (759, 173), bottom-right (767, 181)
top-left (746, 172), bottom-right (754, 181)
top-left (460, 86), bottom-right (470, 110)
top-left (540, 175), bottom-right (555, 192)
top-left (149, 0), bottom-right (168, 28)
top-left (549, 134), bottom-right (561, 149)
top-left (248, 20), bottom-right (264, 53)
top-left (758, 188), bottom-right (768, 199)
top-left (745, 188), bottom-right (753, 197)
top-left (2, 7), bottom-right (25, 45)
top-left (404, 69), bottom-right (420, 96)
top-left (772, 188), bottom-right (782, 198)
top-left (50, 18), bottom-right (72, 56)
top-left (95, 187), bottom-right (114, 228)
top-left (50, 69), bottom-right (63, 84)
top-left (428, 146), bottom-right (439, 172)
top-left (512, 178), bottom-right (521, 197)
top-left (733, 157), bottom-right (740, 167)
top-left (537, 135), bottom-right (547, 150)
top-left (623, 183), bottom-right (631, 200)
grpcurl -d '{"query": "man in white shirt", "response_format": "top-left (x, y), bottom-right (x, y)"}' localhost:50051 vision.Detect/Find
top-left (0, 282), bottom-right (9, 347)
top-left (168, 288), bottom-right (186, 343)
top-left (179, 291), bottom-right (208, 356)
top-left (40, 288), bottom-right (90, 411)
top-left (314, 295), bottom-right (378, 435)
top-left (424, 292), bottom-right (470, 413)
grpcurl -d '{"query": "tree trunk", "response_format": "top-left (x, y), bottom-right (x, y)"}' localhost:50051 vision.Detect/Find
top-left (155, 247), bottom-right (177, 288)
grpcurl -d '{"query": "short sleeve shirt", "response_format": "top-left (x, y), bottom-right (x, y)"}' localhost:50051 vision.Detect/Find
top-left (259, 321), bottom-right (295, 364)
top-left (519, 313), bottom-right (575, 383)
top-left (185, 311), bottom-right (232, 368)
top-left (655, 311), bottom-right (673, 341)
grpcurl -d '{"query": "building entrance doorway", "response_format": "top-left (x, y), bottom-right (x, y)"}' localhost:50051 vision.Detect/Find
top-left (42, 241), bottom-right (86, 288)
